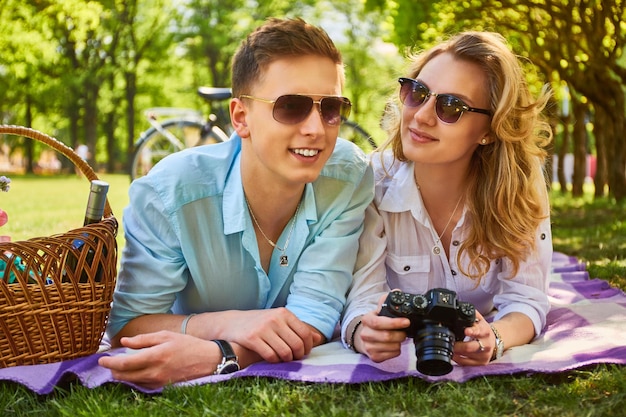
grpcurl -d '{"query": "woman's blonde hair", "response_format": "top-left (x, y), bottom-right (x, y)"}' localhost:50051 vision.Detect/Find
top-left (379, 31), bottom-right (553, 279)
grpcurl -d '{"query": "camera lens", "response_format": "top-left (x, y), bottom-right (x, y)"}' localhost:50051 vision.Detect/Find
top-left (414, 324), bottom-right (456, 376)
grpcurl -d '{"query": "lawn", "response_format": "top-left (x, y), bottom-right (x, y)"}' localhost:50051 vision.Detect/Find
top-left (1, 174), bottom-right (625, 416)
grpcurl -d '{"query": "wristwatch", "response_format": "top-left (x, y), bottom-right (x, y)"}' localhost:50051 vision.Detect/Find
top-left (212, 339), bottom-right (240, 375)
top-left (490, 325), bottom-right (504, 361)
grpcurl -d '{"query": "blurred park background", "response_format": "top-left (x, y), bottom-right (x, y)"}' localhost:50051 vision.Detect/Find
top-left (1, 0), bottom-right (625, 202)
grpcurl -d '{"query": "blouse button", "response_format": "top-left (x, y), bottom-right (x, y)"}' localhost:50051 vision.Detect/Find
top-left (403, 265), bottom-right (410, 271)
top-left (452, 240), bottom-right (460, 246)
top-left (540, 233), bottom-right (546, 240)
top-left (451, 270), bottom-right (457, 276)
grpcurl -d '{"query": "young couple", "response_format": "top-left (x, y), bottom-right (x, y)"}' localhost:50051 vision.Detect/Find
top-left (98, 18), bottom-right (553, 388)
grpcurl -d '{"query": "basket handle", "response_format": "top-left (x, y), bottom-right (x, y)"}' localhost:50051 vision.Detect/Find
top-left (0, 125), bottom-right (114, 217)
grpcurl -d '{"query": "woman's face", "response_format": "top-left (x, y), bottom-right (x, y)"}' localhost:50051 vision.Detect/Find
top-left (400, 52), bottom-right (492, 172)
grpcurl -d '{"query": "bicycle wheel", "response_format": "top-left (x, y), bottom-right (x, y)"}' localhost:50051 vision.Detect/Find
top-left (339, 119), bottom-right (377, 152)
top-left (130, 119), bottom-right (224, 181)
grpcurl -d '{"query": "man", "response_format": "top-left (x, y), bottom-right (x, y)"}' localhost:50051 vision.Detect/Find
top-left (98, 17), bottom-right (374, 388)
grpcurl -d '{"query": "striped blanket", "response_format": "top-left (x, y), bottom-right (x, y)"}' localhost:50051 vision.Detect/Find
top-left (1, 252), bottom-right (625, 395)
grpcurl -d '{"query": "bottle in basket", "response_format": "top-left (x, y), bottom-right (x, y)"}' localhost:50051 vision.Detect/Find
top-left (83, 180), bottom-right (109, 226)
top-left (65, 180), bottom-right (109, 283)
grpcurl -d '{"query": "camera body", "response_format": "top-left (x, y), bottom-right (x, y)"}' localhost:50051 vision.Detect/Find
top-left (379, 288), bottom-right (476, 376)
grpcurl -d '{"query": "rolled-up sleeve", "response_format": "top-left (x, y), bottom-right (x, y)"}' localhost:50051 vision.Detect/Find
top-left (106, 178), bottom-right (188, 338)
top-left (340, 199), bottom-right (391, 346)
top-left (493, 216), bottom-right (553, 336)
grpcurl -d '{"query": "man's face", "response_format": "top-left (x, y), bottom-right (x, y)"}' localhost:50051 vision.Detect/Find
top-left (233, 55), bottom-right (345, 188)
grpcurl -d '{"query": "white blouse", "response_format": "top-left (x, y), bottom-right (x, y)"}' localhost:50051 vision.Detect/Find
top-left (341, 151), bottom-right (552, 346)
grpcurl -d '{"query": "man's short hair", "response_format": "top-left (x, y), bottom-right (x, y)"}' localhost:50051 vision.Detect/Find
top-left (231, 18), bottom-right (343, 98)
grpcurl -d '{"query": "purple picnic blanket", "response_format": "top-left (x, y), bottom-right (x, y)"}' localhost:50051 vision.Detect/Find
top-left (1, 252), bottom-right (625, 395)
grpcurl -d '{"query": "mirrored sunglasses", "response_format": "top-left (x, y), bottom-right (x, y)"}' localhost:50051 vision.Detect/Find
top-left (398, 77), bottom-right (491, 124)
top-left (240, 94), bottom-right (351, 126)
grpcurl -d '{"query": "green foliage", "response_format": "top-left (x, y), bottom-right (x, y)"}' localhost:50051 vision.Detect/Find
top-left (1, 0), bottom-right (401, 169)
top-left (370, 0), bottom-right (626, 201)
top-left (2, 0), bottom-right (625, 199)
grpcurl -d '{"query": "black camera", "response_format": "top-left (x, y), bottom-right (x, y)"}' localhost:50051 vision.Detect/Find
top-left (379, 288), bottom-right (476, 376)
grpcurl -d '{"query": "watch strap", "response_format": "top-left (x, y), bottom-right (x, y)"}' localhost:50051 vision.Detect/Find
top-left (212, 339), bottom-right (240, 374)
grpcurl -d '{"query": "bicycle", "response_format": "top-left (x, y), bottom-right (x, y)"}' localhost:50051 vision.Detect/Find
top-left (129, 87), bottom-right (376, 181)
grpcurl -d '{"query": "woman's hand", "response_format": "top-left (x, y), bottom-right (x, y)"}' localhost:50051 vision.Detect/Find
top-left (452, 311), bottom-right (494, 366)
top-left (353, 294), bottom-right (411, 362)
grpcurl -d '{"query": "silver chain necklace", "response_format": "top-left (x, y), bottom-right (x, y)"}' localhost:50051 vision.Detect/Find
top-left (245, 196), bottom-right (301, 267)
top-left (415, 177), bottom-right (463, 256)
top-left (431, 194), bottom-right (463, 255)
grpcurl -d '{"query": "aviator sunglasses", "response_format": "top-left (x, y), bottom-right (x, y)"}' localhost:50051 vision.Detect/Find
top-left (398, 77), bottom-right (492, 124)
top-left (239, 94), bottom-right (351, 126)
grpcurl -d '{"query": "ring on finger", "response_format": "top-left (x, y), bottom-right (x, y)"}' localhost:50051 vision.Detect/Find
top-left (475, 339), bottom-right (485, 352)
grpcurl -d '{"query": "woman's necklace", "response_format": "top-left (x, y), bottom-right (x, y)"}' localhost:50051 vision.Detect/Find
top-left (245, 197), bottom-right (301, 267)
top-left (431, 194), bottom-right (463, 256)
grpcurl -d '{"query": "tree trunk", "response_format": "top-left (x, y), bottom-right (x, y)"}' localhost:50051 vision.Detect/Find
top-left (599, 79), bottom-right (626, 202)
top-left (593, 107), bottom-right (607, 198)
top-left (84, 84), bottom-right (99, 171)
top-left (571, 96), bottom-right (587, 197)
top-left (125, 71), bottom-right (137, 173)
top-left (557, 109), bottom-right (571, 193)
top-left (24, 93), bottom-right (35, 174)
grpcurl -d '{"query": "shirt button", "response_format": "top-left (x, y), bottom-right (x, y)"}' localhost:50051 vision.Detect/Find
top-left (452, 240), bottom-right (460, 246)
top-left (540, 233), bottom-right (546, 240)
top-left (404, 265), bottom-right (410, 271)
top-left (451, 270), bottom-right (457, 276)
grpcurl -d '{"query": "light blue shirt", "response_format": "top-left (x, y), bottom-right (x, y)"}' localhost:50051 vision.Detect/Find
top-left (107, 134), bottom-right (374, 340)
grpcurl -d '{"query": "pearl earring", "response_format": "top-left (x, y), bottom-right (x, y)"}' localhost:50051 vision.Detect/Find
top-left (481, 138), bottom-right (487, 144)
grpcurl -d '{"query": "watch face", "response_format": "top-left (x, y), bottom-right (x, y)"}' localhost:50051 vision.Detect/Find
top-left (217, 360), bottom-right (240, 375)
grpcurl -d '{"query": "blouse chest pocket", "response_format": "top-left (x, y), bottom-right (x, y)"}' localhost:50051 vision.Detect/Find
top-left (386, 253), bottom-right (431, 275)
top-left (385, 253), bottom-right (431, 293)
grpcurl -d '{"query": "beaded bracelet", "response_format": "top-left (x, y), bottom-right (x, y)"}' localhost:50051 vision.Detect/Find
top-left (347, 319), bottom-right (363, 353)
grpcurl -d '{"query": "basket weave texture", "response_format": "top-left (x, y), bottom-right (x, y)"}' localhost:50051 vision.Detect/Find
top-left (0, 125), bottom-right (118, 367)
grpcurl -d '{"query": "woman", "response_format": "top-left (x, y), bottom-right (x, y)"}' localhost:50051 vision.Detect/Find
top-left (342, 31), bottom-right (553, 367)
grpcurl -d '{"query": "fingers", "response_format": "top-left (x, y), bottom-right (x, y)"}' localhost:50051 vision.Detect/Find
top-left (237, 308), bottom-right (316, 363)
top-left (357, 311), bottom-right (409, 362)
top-left (98, 334), bottom-right (220, 389)
top-left (453, 314), bottom-right (493, 366)
top-left (98, 340), bottom-right (174, 389)
top-left (116, 330), bottom-right (173, 349)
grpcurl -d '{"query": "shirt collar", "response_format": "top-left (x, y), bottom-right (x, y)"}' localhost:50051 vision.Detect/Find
top-left (377, 161), bottom-right (427, 220)
top-left (223, 135), bottom-right (318, 235)
top-left (376, 157), bottom-right (467, 231)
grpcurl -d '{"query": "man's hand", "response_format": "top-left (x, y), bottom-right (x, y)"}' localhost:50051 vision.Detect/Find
top-left (216, 307), bottom-right (322, 363)
top-left (98, 331), bottom-right (221, 389)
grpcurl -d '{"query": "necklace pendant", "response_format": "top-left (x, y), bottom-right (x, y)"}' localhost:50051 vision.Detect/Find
top-left (279, 255), bottom-right (289, 267)
top-left (432, 245), bottom-right (441, 255)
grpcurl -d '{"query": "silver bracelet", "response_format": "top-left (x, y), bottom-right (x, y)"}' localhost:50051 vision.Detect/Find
top-left (180, 313), bottom-right (196, 334)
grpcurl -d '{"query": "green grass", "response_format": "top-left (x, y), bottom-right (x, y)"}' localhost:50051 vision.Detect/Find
top-left (1, 176), bottom-right (625, 416)
top-left (0, 173), bottom-right (130, 252)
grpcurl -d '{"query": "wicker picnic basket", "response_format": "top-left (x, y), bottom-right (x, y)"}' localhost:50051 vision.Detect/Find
top-left (0, 125), bottom-right (118, 367)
